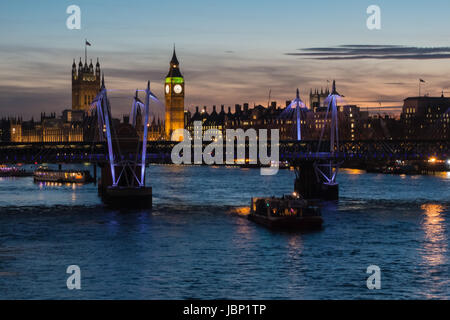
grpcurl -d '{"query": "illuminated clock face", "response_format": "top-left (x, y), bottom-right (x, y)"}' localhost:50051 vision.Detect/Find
top-left (165, 84), bottom-right (170, 94)
top-left (174, 84), bottom-right (183, 94)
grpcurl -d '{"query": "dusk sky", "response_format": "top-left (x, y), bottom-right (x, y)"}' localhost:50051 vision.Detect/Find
top-left (2, 0), bottom-right (450, 118)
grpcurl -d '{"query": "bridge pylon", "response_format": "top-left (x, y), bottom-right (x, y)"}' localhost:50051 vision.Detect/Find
top-left (293, 81), bottom-right (342, 200)
top-left (91, 78), bottom-right (154, 208)
top-left (279, 88), bottom-right (306, 141)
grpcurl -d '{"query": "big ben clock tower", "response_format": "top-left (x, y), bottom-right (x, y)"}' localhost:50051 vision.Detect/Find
top-left (164, 47), bottom-right (185, 140)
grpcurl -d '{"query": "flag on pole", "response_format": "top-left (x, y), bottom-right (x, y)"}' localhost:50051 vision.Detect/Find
top-left (419, 79), bottom-right (425, 96)
top-left (84, 40), bottom-right (91, 64)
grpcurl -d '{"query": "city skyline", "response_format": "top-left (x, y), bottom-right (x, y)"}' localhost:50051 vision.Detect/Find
top-left (2, 1), bottom-right (450, 118)
top-left (0, 1), bottom-right (449, 303)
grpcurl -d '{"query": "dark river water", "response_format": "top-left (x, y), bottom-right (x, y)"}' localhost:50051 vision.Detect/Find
top-left (0, 165), bottom-right (449, 299)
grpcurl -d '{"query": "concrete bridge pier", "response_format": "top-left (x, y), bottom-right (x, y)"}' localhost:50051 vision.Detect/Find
top-left (294, 160), bottom-right (339, 201)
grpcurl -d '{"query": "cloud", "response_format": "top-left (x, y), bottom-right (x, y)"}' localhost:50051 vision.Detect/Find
top-left (0, 85), bottom-right (68, 117)
top-left (285, 45), bottom-right (450, 60)
top-left (384, 82), bottom-right (409, 86)
top-left (2, 43), bottom-right (450, 119)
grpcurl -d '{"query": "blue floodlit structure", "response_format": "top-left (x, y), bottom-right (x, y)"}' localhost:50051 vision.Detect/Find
top-left (318, 80), bottom-right (342, 155)
top-left (130, 82), bottom-right (159, 186)
top-left (315, 80), bottom-right (343, 185)
top-left (91, 75), bottom-right (117, 185)
top-left (91, 77), bottom-right (159, 188)
top-left (279, 88), bottom-right (307, 141)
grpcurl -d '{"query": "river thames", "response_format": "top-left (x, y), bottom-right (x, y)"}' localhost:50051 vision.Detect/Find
top-left (0, 165), bottom-right (449, 299)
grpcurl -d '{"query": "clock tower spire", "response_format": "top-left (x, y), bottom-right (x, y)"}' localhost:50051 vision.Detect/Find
top-left (165, 45), bottom-right (185, 140)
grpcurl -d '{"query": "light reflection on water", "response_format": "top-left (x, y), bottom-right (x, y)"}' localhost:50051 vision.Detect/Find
top-left (436, 171), bottom-right (450, 179)
top-left (288, 235), bottom-right (303, 257)
top-left (231, 207), bottom-right (250, 216)
top-left (341, 169), bottom-right (365, 175)
top-left (420, 204), bottom-right (448, 299)
top-left (421, 203), bottom-right (447, 267)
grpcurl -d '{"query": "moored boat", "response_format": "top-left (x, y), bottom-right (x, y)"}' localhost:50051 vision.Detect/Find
top-left (249, 194), bottom-right (323, 230)
top-left (33, 167), bottom-right (93, 183)
top-left (0, 165), bottom-right (32, 177)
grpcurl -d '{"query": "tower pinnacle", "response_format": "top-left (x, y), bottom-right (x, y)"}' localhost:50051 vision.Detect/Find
top-left (331, 80), bottom-right (339, 95)
top-left (171, 44), bottom-right (179, 66)
top-left (72, 45), bottom-right (101, 112)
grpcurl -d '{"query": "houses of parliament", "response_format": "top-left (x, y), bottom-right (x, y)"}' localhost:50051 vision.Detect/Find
top-left (1, 50), bottom-right (175, 143)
